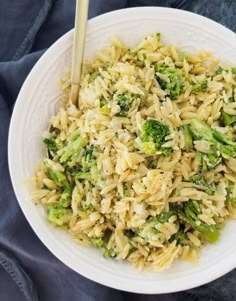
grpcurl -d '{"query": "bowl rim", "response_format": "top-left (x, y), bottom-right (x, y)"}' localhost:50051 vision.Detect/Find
top-left (8, 6), bottom-right (236, 294)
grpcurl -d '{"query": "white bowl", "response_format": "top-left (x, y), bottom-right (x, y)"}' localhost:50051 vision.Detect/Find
top-left (8, 7), bottom-right (236, 294)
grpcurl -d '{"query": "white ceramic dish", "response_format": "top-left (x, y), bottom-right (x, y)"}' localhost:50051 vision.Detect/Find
top-left (8, 7), bottom-right (236, 294)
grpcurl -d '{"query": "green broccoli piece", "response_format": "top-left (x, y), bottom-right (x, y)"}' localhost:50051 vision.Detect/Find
top-left (196, 151), bottom-right (222, 171)
top-left (191, 79), bottom-right (208, 94)
top-left (115, 93), bottom-right (134, 117)
top-left (43, 137), bottom-right (57, 152)
top-left (44, 159), bottom-right (69, 188)
top-left (177, 200), bottom-right (222, 243)
top-left (74, 171), bottom-right (91, 181)
top-left (137, 119), bottom-right (171, 155)
top-left (196, 224), bottom-right (223, 244)
top-left (155, 64), bottom-right (183, 100)
top-left (161, 147), bottom-right (173, 156)
top-left (189, 173), bottom-right (215, 195)
top-left (203, 152), bottom-right (222, 169)
top-left (57, 131), bottom-right (88, 166)
top-left (59, 185), bottom-right (73, 208)
top-left (180, 125), bottom-right (193, 150)
top-left (101, 62), bottom-right (113, 71)
top-left (190, 118), bottom-right (236, 159)
top-left (124, 229), bottom-right (136, 238)
top-left (221, 112), bottom-right (236, 126)
top-left (232, 67), bottom-right (236, 75)
top-left (215, 66), bottom-right (224, 75)
top-left (99, 95), bottom-right (112, 114)
top-left (103, 248), bottom-right (116, 258)
top-left (43, 137), bottom-right (63, 158)
top-left (215, 67), bottom-right (236, 76)
top-left (177, 200), bottom-right (201, 223)
top-left (103, 248), bottom-right (111, 257)
top-left (148, 159), bottom-right (158, 169)
top-left (148, 210), bottom-right (176, 224)
top-left (156, 32), bottom-right (161, 42)
top-left (88, 71), bottom-right (99, 83)
top-left (169, 226), bottom-right (188, 245)
top-left (81, 145), bottom-right (97, 171)
top-left (139, 211), bottom-right (176, 239)
top-left (47, 204), bottom-right (72, 226)
top-left (90, 237), bottom-right (104, 248)
top-left (116, 93), bottom-right (131, 112)
top-left (74, 165), bottom-right (104, 188)
top-left (89, 165), bottom-right (105, 188)
top-left (48, 170), bottom-right (68, 188)
top-left (226, 185), bottom-right (236, 208)
top-left (99, 96), bottom-right (107, 108)
top-left (127, 246), bottom-right (137, 257)
top-left (75, 145), bottom-right (104, 188)
top-left (82, 203), bottom-right (94, 213)
top-left (123, 183), bottom-right (130, 197)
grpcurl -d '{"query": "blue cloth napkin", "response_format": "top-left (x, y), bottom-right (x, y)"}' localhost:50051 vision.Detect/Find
top-left (1, 1), bottom-right (236, 300)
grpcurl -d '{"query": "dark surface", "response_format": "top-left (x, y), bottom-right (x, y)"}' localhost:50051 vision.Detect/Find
top-left (0, 1), bottom-right (236, 300)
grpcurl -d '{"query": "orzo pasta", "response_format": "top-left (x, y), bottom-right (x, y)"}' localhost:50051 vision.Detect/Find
top-left (30, 34), bottom-right (236, 270)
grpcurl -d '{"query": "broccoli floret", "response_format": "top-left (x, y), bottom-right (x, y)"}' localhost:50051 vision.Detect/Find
top-left (127, 246), bottom-right (137, 257)
top-left (74, 171), bottom-right (91, 181)
top-left (232, 67), bottom-right (236, 75)
top-left (161, 147), bottom-right (173, 156)
top-left (59, 185), bottom-right (73, 208)
top-left (215, 66), bottom-right (224, 75)
top-left (43, 137), bottom-right (63, 158)
top-left (103, 248), bottom-right (116, 258)
top-left (221, 112), bottom-right (236, 126)
top-left (103, 248), bottom-right (111, 257)
top-left (147, 210), bottom-right (176, 225)
top-left (226, 185), bottom-right (236, 209)
top-left (101, 62), bottom-right (113, 71)
top-left (44, 159), bottom-right (69, 188)
top-left (196, 151), bottom-right (222, 171)
top-left (148, 159), bottom-right (158, 169)
top-left (155, 64), bottom-right (183, 100)
top-left (215, 67), bottom-right (236, 76)
top-left (99, 96), bottom-right (110, 114)
top-left (99, 96), bottom-right (107, 108)
top-left (169, 226), bottom-right (188, 245)
top-left (190, 118), bottom-right (236, 159)
top-left (43, 137), bottom-right (57, 152)
top-left (47, 204), bottom-right (72, 226)
top-left (156, 32), bottom-right (161, 42)
top-left (115, 93), bottom-right (134, 117)
top-left (57, 131), bottom-right (88, 166)
top-left (123, 183), bottom-right (130, 197)
top-left (189, 173), bottom-right (215, 195)
top-left (140, 211), bottom-right (176, 239)
top-left (74, 165), bottom-right (104, 188)
top-left (75, 145), bottom-right (104, 188)
top-left (180, 125), bottom-right (193, 150)
top-left (88, 71), bottom-right (99, 83)
top-left (137, 119), bottom-right (171, 155)
top-left (177, 200), bottom-right (222, 243)
top-left (81, 145), bottom-right (97, 171)
top-left (191, 80), bottom-right (208, 94)
top-left (90, 237), bottom-right (104, 248)
top-left (197, 224), bottom-right (223, 244)
top-left (203, 152), bottom-right (222, 169)
top-left (89, 165), bottom-right (105, 188)
top-left (124, 229), bottom-right (136, 238)
top-left (82, 203), bottom-right (94, 213)
top-left (177, 200), bottom-right (201, 223)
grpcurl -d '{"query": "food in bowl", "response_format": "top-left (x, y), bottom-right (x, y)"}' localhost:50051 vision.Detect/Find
top-left (30, 33), bottom-right (236, 271)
